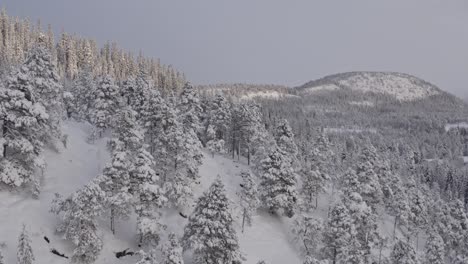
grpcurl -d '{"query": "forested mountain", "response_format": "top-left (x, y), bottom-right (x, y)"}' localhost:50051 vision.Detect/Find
top-left (2, 8), bottom-right (468, 264)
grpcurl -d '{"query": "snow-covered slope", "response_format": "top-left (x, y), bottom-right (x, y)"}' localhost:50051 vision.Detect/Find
top-left (0, 121), bottom-right (301, 264)
top-left (298, 72), bottom-right (441, 101)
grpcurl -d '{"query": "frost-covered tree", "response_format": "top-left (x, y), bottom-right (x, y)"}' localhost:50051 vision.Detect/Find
top-left (292, 214), bottom-right (323, 256)
top-left (132, 147), bottom-right (167, 247)
top-left (300, 168), bottom-right (327, 210)
top-left (424, 232), bottom-right (444, 264)
top-left (140, 89), bottom-right (164, 154)
top-left (323, 202), bottom-right (354, 264)
top-left (204, 94), bottom-right (231, 154)
top-left (177, 84), bottom-right (203, 180)
top-left (274, 119), bottom-right (299, 166)
top-left (89, 75), bottom-right (119, 138)
top-left (21, 38), bottom-right (63, 143)
top-left (237, 171), bottom-right (259, 232)
top-left (162, 233), bottom-right (184, 264)
top-left (182, 178), bottom-right (243, 264)
top-left (390, 239), bottom-right (419, 264)
top-left (111, 107), bottom-right (144, 153)
top-left (134, 250), bottom-right (158, 264)
top-left (98, 148), bottom-right (132, 234)
top-left (51, 179), bottom-right (105, 264)
top-left (259, 146), bottom-right (298, 217)
top-left (70, 67), bottom-right (96, 121)
top-left (17, 225), bottom-right (34, 264)
top-left (0, 65), bottom-right (48, 196)
top-left (354, 148), bottom-right (383, 210)
top-left (0, 249), bottom-right (4, 264)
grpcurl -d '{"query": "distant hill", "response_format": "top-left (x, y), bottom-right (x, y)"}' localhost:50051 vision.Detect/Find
top-left (295, 71), bottom-right (443, 101)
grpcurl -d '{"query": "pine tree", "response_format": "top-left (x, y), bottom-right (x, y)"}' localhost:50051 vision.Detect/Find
top-left (132, 147), bottom-right (167, 247)
top-left (51, 179), bottom-right (105, 264)
top-left (237, 171), bottom-right (259, 232)
top-left (162, 233), bottom-right (184, 264)
top-left (89, 75), bottom-right (119, 138)
top-left (70, 67), bottom-right (96, 121)
top-left (204, 94), bottom-right (231, 154)
top-left (390, 239), bottom-right (419, 264)
top-left (111, 107), bottom-right (144, 153)
top-left (259, 146), bottom-right (298, 217)
top-left (300, 168), bottom-right (327, 210)
top-left (0, 64), bottom-right (48, 196)
top-left (134, 250), bottom-right (158, 264)
top-left (292, 214), bottom-right (323, 256)
top-left (22, 38), bottom-right (64, 143)
top-left (323, 202), bottom-right (354, 264)
top-left (274, 119), bottom-right (299, 166)
top-left (17, 225), bottom-right (34, 264)
top-left (98, 148), bottom-right (133, 234)
top-left (140, 89), bottom-right (164, 155)
top-left (0, 249), bottom-right (3, 264)
top-left (424, 232), bottom-right (444, 264)
top-left (182, 178), bottom-right (243, 264)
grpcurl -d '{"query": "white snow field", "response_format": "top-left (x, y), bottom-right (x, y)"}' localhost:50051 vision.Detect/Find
top-left (0, 121), bottom-right (301, 264)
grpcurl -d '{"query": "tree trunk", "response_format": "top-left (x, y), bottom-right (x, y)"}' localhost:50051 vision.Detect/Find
top-left (110, 209), bottom-right (115, 235)
top-left (242, 209), bottom-right (246, 233)
top-left (247, 147), bottom-right (250, 165)
top-left (393, 216), bottom-right (398, 238)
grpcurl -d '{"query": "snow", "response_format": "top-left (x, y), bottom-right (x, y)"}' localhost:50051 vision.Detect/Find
top-left (300, 72), bottom-right (440, 101)
top-left (348, 100), bottom-right (375, 107)
top-left (336, 72), bottom-right (440, 101)
top-left (324, 127), bottom-right (377, 134)
top-left (240, 91), bottom-right (298, 100)
top-left (445, 122), bottom-right (468, 132)
top-left (464, 157), bottom-right (468, 163)
top-left (0, 121), bottom-right (301, 264)
top-left (302, 84), bottom-right (339, 94)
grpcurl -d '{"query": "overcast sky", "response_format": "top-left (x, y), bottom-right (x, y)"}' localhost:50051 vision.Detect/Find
top-left (2, 0), bottom-right (468, 97)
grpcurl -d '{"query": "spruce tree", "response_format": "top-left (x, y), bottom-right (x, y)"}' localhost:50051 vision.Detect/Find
top-left (323, 202), bottom-right (354, 264)
top-left (17, 225), bottom-right (34, 264)
top-left (292, 214), bottom-right (323, 256)
top-left (182, 178), bottom-right (243, 264)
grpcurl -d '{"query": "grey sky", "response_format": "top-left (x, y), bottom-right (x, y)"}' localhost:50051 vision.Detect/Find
top-left (2, 0), bottom-right (468, 96)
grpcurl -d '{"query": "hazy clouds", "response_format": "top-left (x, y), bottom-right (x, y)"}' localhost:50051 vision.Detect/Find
top-left (2, 0), bottom-right (468, 96)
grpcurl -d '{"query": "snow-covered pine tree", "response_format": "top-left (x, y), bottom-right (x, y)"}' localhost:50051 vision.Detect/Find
top-left (204, 94), bottom-right (231, 154)
top-left (131, 66), bottom-right (152, 117)
top-left (70, 67), bottom-right (96, 121)
top-left (89, 75), bottom-right (120, 138)
top-left (292, 214), bottom-right (323, 256)
top-left (51, 179), bottom-right (105, 264)
top-left (162, 233), bottom-right (184, 264)
top-left (132, 146), bottom-right (167, 247)
top-left (237, 171), bottom-right (259, 232)
top-left (259, 146), bottom-right (298, 217)
top-left (21, 36), bottom-right (63, 144)
top-left (0, 249), bottom-right (3, 264)
top-left (274, 119), bottom-right (299, 166)
top-left (98, 147), bottom-right (133, 235)
top-left (354, 146), bottom-right (383, 210)
top-left (134, 250), bottom-right (158, 264)
top-left (300, 168), bottom-right (327, 210)
top-left (177, 83), bottom-right (203, 181)
top-left (0, 64), bottom-right (49, 196)
top-left (182, 178), bottom-right (243, 264)
top-left (390, 239), bottom-right (419, 264)
top-left (17, 225), bottom-right (34, 264)
top-left (424, 232), bottom-right (444, 264)
top-left (140, 89), bottom-right (164, 155)
top-left (323, 202), bottom-right (354, 264)
top-left (111, 107), bottom-right (144, 153)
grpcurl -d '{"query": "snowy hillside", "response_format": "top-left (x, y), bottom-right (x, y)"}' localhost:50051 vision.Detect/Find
top-left (298, 72), bottom-right (441, 101)
top-left (0, 121), bottom-right (301, 264)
